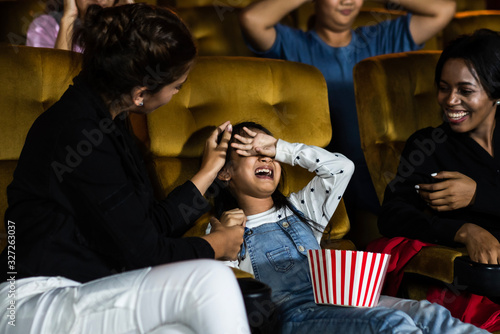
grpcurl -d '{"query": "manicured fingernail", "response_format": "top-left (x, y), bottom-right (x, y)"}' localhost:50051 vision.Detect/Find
top-left (414, 185), bottom-right (420, 189)
top-left (227, 124), bottom-right (232, 132)
top-left (431, 173), bottom-right (437, 177)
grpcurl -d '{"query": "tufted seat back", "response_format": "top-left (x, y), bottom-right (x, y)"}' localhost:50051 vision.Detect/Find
top-left (354, 51), bottom-right (443, 204)
top-left (175, 7), bottom-right (255, 57)
top-left (442, 10), bottom-right (500, 48)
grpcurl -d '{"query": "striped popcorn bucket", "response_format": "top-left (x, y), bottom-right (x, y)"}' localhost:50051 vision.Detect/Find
top-left (307, 249), bottom-right (391, 307)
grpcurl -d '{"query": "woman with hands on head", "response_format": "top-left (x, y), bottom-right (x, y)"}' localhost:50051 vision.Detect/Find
top-left (209, 122), bottom-right (486, 334)
top-left (379, 29), bottom-right (500, 266)
top-left (1, 4), bottom-right (250, 333)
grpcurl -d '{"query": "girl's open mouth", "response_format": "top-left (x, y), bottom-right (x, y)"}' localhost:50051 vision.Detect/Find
top-left (255, 167), bottom-right (274, 179)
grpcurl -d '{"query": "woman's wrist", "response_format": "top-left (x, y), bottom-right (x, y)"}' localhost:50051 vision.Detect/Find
top-left (200, 233), bottom-right (223, 259)
top-left (190, 168), bottom-right (218, 196)
top-left (454, 223), bottom-right (473, 244)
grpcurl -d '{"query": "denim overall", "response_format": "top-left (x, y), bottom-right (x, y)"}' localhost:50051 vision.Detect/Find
top-left (243, 213), bottom-right (487, 334)
top-left (245, 214), bottom-right (318, 310)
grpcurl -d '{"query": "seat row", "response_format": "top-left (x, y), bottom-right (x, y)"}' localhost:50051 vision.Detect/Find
top-left (2, 43), bottom-right (499, 304)
top-left (0, 0), bottom-right (499, 310)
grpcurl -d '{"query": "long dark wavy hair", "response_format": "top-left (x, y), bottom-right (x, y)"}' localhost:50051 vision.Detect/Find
top-left (72, 3), bottom-right (196, 108)
top-left (211, 122), bottom-right (325, 234)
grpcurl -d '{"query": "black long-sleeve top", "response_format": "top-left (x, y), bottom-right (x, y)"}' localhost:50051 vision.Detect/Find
top-left (379, 122), bottom-right (500, 246)
top-left (1, 75), bottom-right (214, 283)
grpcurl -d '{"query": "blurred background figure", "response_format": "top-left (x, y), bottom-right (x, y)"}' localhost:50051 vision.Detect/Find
top-left (26, 0), bottom-right (134, 51)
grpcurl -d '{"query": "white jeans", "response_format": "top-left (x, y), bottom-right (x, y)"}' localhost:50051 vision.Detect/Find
top-left (0, 259), bottom-right (251, 334)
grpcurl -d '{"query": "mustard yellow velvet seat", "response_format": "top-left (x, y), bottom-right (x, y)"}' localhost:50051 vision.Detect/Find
top-left (442, 10), bottom-right (500, 48)
top-left (456, 0), bottom-right (487, 11)
top-left (173, 4), bottom-right (294, 57)
top-left (174, 6), bottom-right (255, 57)
top-left (0, 46), bottom-right (353, 257)
top-left (167, 0), bottom-right (256, 58)
top-left (354, 51), bottom-right (443, 204)
top-left (353, 50), bottom-right (467, 296)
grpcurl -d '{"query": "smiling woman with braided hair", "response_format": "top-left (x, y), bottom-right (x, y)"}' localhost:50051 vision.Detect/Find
top-left (0, 4), bottom-right (250, 334)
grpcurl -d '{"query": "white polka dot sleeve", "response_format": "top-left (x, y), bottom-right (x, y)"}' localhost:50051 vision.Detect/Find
top-left (274, 139), bottom-right (354, 242)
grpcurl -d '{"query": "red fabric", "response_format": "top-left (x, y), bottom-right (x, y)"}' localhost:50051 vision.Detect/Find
top-left (366, 237), bottom-right (432, 296)
top-left (427, 287), bottom-right (500, 332)
top-left (366, 237), bottom-right (500, 331)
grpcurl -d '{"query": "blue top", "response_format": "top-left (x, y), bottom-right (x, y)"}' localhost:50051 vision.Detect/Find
top-left (250, 15), bottom-right (421, 162)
